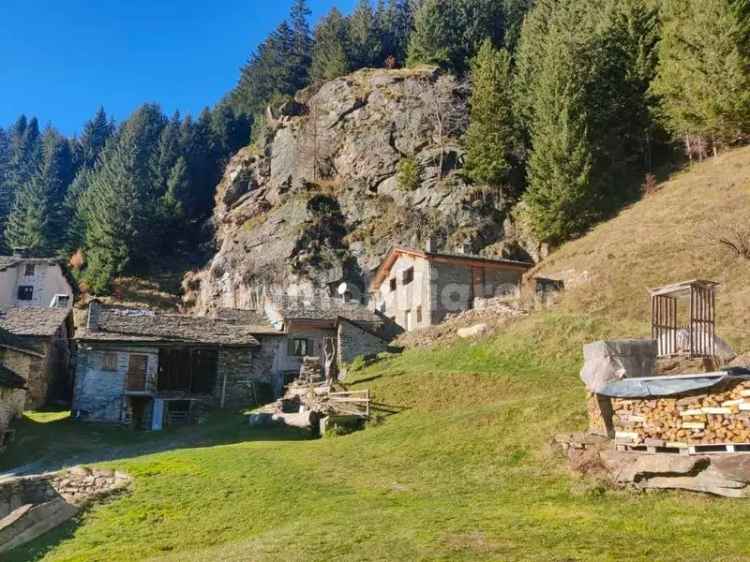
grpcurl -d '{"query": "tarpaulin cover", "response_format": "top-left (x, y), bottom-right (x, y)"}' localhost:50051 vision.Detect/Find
top-left (598, 368), bottom-right (750, 398)
top-left (580, 339), bottom-right (657, 393)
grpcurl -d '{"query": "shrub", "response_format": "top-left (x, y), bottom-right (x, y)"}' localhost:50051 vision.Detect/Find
top-left (397, 157), bottom-right (422, 191)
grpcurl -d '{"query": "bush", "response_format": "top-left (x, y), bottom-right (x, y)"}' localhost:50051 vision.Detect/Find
top-left (397, 157), bottom-right (422, 191)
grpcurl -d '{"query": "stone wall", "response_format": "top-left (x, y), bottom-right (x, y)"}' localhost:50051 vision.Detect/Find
top-left (0, 466), bottom-right (130, 554)
top-left (0, 348), bottom-right (42, 409)
top-left (0, 387), bottom-right (25, 440)
top-left (337, 319), bottom-right (389, 367)
top-left (429, 261), bottom-right (474, 326)
top-left (376, 254), bottom-right (432, 332)
top-left (72, 344), bottom-right (159, 423)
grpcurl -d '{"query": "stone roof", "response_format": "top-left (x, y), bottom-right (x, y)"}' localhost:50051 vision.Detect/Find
top-left (0, 307), bottom-right (70, 337)
top-left (0, 256), bottom-right (61, 272)
top-left (0, 365), bottom-right (26, 389)
top-left (275, 298), bottom-right (384, 324)
top-left (77, 303), bottom-right (261, 347)
top-left (211, 308), bottom-right (280, 334)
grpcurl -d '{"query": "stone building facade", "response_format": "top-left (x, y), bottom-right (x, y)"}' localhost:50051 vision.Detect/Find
top-left (370, 246), bottom-right (532, 332)
top-left (0, 254), bottom-right (74, 309)
top-left (337, 318), bottom-right (390, 365)
top-left (264, 297), bottom-right (393, 383)
top-left (73, 303), bottom-right (278, 429)
top-left (0, 307), bottom-right (72, 408)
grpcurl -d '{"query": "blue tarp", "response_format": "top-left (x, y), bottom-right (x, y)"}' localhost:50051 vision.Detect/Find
top-left (599, 368), bottom-right (750, 398)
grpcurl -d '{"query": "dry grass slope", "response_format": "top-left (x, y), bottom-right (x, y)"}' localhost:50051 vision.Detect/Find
top-left (533, 145), bottom-right (750, 350)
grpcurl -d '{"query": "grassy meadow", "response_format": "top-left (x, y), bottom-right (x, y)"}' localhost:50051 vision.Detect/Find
top-left (5, 149), bottom-right (750, 561)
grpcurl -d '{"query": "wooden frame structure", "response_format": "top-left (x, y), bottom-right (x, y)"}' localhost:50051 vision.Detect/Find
top-left (649, 280), bottom-right (718, 358)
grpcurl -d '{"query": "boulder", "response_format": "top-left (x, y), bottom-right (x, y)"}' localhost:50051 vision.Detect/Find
top-left (457, 323), bottom-right (488, 339)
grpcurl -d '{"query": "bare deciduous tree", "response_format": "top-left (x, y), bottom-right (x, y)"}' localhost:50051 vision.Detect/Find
top-left (416, 75), bottom-right (465, 184)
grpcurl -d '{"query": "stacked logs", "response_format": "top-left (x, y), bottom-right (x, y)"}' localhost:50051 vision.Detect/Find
top-left (611, 380), bottom-right (750, 447)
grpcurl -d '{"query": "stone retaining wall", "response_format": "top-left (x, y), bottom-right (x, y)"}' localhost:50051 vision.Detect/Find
top-left (0, 466), bottom-right (130, 554)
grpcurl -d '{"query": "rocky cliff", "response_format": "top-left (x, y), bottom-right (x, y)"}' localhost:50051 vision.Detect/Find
top-left (184, 66), bottom-right (533, 313)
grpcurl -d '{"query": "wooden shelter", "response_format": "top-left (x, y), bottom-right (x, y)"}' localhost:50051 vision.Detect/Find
top-left (649, 280), bottom-right (718, 358)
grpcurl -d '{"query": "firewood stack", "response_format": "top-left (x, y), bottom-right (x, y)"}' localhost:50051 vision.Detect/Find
top-left (299, 356), bottom-right (323, 383)
top-left (611, 380), bottom-right (750, 447)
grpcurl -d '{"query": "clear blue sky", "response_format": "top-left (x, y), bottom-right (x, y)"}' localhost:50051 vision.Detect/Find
top-left (0, 0), bottom-right (356, 136)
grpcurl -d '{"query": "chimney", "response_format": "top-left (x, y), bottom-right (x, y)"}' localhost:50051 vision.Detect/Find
top-left (456, 241), bottom-right (472, 255)
top-left (425, 237), bottom-right (437, 253)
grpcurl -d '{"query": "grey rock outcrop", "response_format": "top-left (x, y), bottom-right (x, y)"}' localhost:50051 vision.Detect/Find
top-left (184, 67), bottom-right (534, 313)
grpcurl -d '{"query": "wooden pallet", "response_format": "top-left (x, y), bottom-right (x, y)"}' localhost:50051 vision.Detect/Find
top-left (617, 443), bottom-right (750, 455)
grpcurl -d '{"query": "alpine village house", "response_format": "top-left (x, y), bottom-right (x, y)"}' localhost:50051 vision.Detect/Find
top-left (0, 242), bottom-right (530, 439)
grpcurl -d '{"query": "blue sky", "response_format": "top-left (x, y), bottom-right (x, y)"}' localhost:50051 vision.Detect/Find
top-left (0, 0), bottom-right (356, 136)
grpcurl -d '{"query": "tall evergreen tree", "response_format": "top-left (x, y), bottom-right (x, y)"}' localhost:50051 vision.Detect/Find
top-left (231, 2), bottom-right (312, 116)
top-left (349, 0), bottom-right (384, 68)
top-left (75, 107), bottom-right (115, 172)
top-left (651, 0), bottom-right (750, 150)
top-left (464, 40), bottom-right (517, 189)
top-left (290, 0), bottom-right (313, 81)
top-left (377, 0), bottom-right (413, 65)
top-left (311, 8), bottom-right (352, 82)
top-left (406, 0), bottom-right (504, 73)
top-left (81, 142), bottom-right (147, 293)
top-left (5, 129), bottom-right (73, 255)
top-left (516, 0), bottom-right (661, 243)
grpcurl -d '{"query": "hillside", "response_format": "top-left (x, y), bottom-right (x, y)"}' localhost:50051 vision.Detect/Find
top-left (6, 149), bottom-right (750, 561)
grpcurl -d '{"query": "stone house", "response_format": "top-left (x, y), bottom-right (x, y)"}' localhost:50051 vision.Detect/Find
top-left (0, 253), bottom-right (74, 309)
top-left (0, 357), bottom-right (27, 450)
top-left (263, 297), bottom-right (393, 384)
top-left (370, 245), bottom-right (533, 332)
top-left (72, 303), bottom-right (280, 430)
top-left (0, 307), bottom-right (73, 408)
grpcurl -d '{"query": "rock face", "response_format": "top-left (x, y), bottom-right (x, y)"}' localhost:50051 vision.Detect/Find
top-left (184, 67), bottom-right (533, 313)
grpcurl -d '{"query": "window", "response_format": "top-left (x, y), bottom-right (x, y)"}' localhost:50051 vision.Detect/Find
top-left (126, 354), bottom-right (149, 391)
top-left (24, 264), bottom-right (35, 277)
top-left (289, 338), bottom-right (311, 357)
top-left (17, 286), bottom-right (33, 301)
top-left (389, 277), bottom-right (397, 292)
top-left (402, 267), bottom-right (414, 285)
top-left (404, 310), bottom-right (412, 330)
top-left (416, 306), bottom-right (423, 324)
top-left (102, 352), bottom-right (118, 371)
top-left (52, 295), bottom-right (70, 308)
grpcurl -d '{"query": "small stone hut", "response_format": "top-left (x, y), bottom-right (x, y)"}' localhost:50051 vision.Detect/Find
top-left (0, 307), bottom-right (72, 408)
top-left (72, 303), bottom-right (277, 430)
top-left (264, 296), bottom-right (393, 383)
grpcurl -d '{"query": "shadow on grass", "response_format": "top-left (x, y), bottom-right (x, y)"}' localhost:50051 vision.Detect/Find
top-left (1, 408), bottom-right (312, 478)
top-left (4, 518), bottom-right (79, 562)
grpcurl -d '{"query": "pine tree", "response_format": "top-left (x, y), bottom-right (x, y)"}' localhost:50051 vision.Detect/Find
top-left (377, 0), bottom-right (413, 65)
top-left (311, 8), bottom-right (352, 82)
top-left (81, 141), bottom-right (146, 293)
top-left (651, 0), bottom-right (750, 151)
top-left (290, 0), bottom-right (313, 82)
top-left (464, 40), bottom-right (516, 188)
top-left (231, 13), bottom-right (311, 116)
top-left (5, 129), bottom-right (73, 255)
top-left (349, 0), bottom-right (383, 68)
top-left (407, 0), bottom-right (504, 73)
top-left (523, 97), bottom-right (594, 244)
top-left (75, 107), bottom-right (114, 172)
top-left (63, 169), bottom-right (93, 254)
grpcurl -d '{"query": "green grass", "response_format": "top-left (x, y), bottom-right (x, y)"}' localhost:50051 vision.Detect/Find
top-left (7, 313), bottom-right (750, 562)
top-left (7, 149), bottom-right (750, 560)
